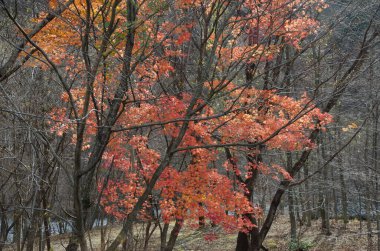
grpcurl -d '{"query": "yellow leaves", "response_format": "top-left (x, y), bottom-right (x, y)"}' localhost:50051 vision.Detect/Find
top-left (349, 122), bottom-right (358, 129)
top-left (342, 122), bottom-right (359, 132)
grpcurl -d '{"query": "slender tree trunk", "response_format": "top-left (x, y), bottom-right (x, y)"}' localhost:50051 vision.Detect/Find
top-left (294, 186), bottom-right (301, 226)
top-left (287, 153), bottom-right (297, 241)
top-left (42, 195), bottom-right (51, 251)
top-left (336, 124), bottom-right (348, 228)
top-left (26, 183), bottom-right (44, 251)
top-left (375, 162), bottom-right (380, 251)
top-left (359, 194), bottom-right (363, 231)
top-left (339, 165), bottom-right (348, 227)
top-left (366, 181), bottom-right (373, 251)
top-left (375, 180), bottom-right (380, 251)
top-left (236, 151), bottom-right (261, 251)
top-left (164, 219), bottom-right (183, 251)
top-left (198, 203), bottom-right (205, 229)
top-left (364, 124), bottom-right (373, 250)
top-left (331, 167), bottom-right (338, 221)
top-left (38, 221), bottom-right (43, 251)
top-left (73, 175), bottom-right (88, 251)
top-left (14, 211), bottom-right (21, 251)
top-left (25, 209), bottom-right (39, 251)
top-left (366, 190), bottom-right (373, 251)
top-left (160, 223), bottom-right (169, 251)
top-left (371, 102), bottom-right (379, 250)
top-left (303, 162), bottom-right (312, 227)
top-left (319, 137), bottom-right (331, 235)
top-left (100, 215), bottom-right (107, 251)
top-left (0, 204), bottom-right (8, 251)
top-left (288, 188), bottom-right (297, 242)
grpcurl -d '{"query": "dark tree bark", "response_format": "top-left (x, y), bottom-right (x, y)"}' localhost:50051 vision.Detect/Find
top-left (287, 153), bottom-right (297, 241)
top-left (164, 219), bottom-right (183, 251)
top-left (320, 137), bottom-right (331, 235)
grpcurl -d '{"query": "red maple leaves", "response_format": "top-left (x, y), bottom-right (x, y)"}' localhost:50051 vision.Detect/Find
top-left (29, 0), bottom-right (331, 238)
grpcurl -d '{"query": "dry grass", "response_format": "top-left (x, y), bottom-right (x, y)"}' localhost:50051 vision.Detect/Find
top-left (3, 216), bottom-right (377, 250)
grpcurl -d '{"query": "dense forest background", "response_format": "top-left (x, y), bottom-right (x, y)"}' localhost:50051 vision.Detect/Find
top-left (0, 0), bottom-right (379, 251)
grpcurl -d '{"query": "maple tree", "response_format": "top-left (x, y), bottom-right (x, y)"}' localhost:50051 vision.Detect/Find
top-left (2, 0), bottom-right (334, 250)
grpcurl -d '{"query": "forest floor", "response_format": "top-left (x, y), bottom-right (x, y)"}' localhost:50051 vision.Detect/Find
top-left (4, 216), bottom-right (377, 250)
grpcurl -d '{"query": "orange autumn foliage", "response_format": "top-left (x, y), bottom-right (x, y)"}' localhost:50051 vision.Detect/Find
top-left (26, 0), bottom-right (331, 237)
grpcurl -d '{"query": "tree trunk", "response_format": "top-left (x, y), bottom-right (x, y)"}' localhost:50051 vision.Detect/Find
top-left (339, 165), bottom-right (348, 227)
top-left (366, 194), bottom-right (373, 251)
top-left (0, 204), bottom-right (8, 251)
top-left (42, 195), bottom-right (51, 251)
top-left (331, 166), bottom-right (338, 221)
top-left (38, 221), bottom-right (43, 251)
top-left (288, 188), bottom-right (297, 242)
top-left (320, 137), bottom-right (331, 235)
top-left (364, 124), bottom-right (373, 250)
top-left (160, 223), bottom-right (169, 251)
top-left (235, 150), bottom-right (261, 251)
top-left (73, 175), bottom-right (88, 251)
top-left (164, 219), bottom-right (183, 251)
top-left (371, 102), bottom-right (379, 251)
top-left (303, 163), bottom-right (312, 227)
top-left (335, 128), bottom-right (348, 227)
top-left (26, 192), bottom-right (42, 251)
top-left (236, 232), bottom-right (250, 251)
top-left (14, 211), bottom-right (21, 251)
top-left (198, 203), bottom-right (205, 229)
top-left (287, 153), bottom-right (297, 241)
